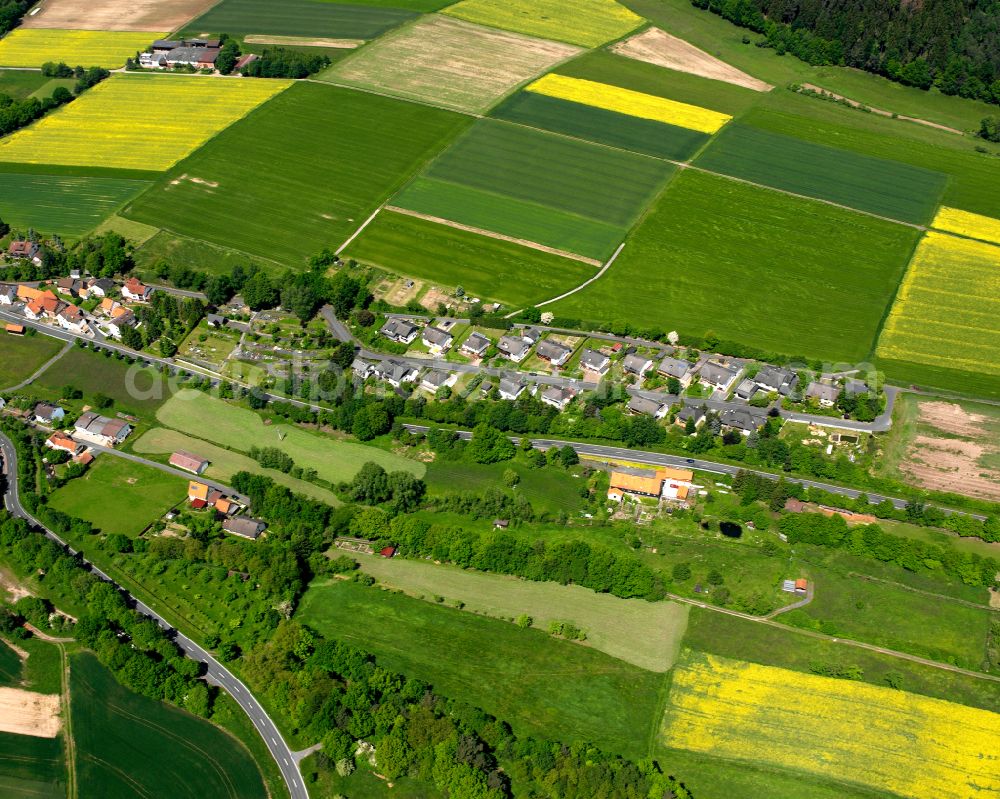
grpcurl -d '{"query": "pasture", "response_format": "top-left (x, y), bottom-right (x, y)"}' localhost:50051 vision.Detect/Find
top-left (0, 69), bottom-right (53, 99)
top-left (297, 578), bottom-right (665, 758)
top-left (345, 210), bottom-right (596, 305)
top-left (0, 29), bottom-right (161, 69)
top-left (694, 123), bottom-right (947, 224)
top-left (352, 552), bottom-right (689, 671)
top-left (660, 651), bottom-right (1000, 799)
top-left (21, 0), bottom-right (217, 31)
top-left (0, 172), bottom-right (150, 237)
top-left (133, 427), bottom-right (342, 506)
top-left (47, 456), bottom-right (186, 538)
top-left (0, 641), bottom-right (19, 687)
top-left (931, 206), bottom-right (1000, 246)
top-left (552, 170), bottom-right (919, 362)
top-left (0, 732), bottom-right (65, 799)
top-left (0, 74), bottom-right (291, 172)
top-left (125, 82), bottom-right (468, 264)
top-left (492, 91), bottom-right (709, 161)
top-left (876, 233), bottom-right (1000, 386)
top-left (527, 73), bottom-right (731, 134)
top-left (321, 15), bottom-right (580, 114)
top-left (71, 653), bottom-right (267, 799)
top-left (183, 0), bottom-right (417, 39)
top-left (0, 334), bottom-right (64, 391)
top-left (133, 231), bottom-right (270, 277)
top-left (443, 0), bottom-right (642, 47)
top-left (156, 390), bottom-right (424, 483)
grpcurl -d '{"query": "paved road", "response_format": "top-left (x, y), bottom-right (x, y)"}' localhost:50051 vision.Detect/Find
top-left (0, 431), bottom-right (307, 799)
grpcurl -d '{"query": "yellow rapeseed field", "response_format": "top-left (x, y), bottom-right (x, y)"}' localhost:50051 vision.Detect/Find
top-left (0, 29), bottom-right (162, 69)
top-left (876, 231), bottom-right (1000, 375)
top-left (931, 206), bottom-right (1000, 247)
top-left (0, 74), bottom-right (291, 171)
top-left (662, 652), bottom-right (1000, 799)
top-left (444, 0), bottom-right (642, 48)
top-left (526, 73), bottom-right (731, 134)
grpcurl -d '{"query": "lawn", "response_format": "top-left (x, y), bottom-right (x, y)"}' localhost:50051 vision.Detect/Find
top-left (132, 230), bottom-right (277, 277)
top-left (694, 123), bottom-right (947, 224)
top-left (156, 389), bottom-right (424, 483)
top-left (876, 232), bottom-right (1000, 393)
top-left (443, 0), bottom-right (643, 47)
top-left (71, 652), bottom-right (267, 799)
top-left (552, 170), bottom-right (919, 362)
top-left (660, 650), bottom-right (1000, 799)
top-left (0, 333), bottom-right (64, 391)
top-left (0, 172), bottom-right (150, 237)
top-left (320, 15), bottom-right (581, 114)
top-left (184, 0), bottom-right (417, 38)
top-left (133, 427), bottom-right (342, 506)
top-left (0, 74), bottom-right (291, 172)
top-left (0, 732), bottom-right (65, 799)
top-left (297, 578), bottom-right (665, 758)
top-left (125, 82), bottom-right (469, 266)
top-left (491, 91), bottom-right (710, 162)
top-left (0, 29), bottom-right (162, 68)
top-left (0, 69), bottom-right (54, 99)
top-left (349, 552), bottom-right (689, 671)
top-left (47, 456), bottom-right (187, 537)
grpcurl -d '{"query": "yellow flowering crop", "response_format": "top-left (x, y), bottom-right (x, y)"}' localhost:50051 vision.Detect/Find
top-left (444, 0), bottom-right (643, 48)
top-left (527, 73), bottom-right (731, 134)
top-left (0, 29), bottom-right (162, 69)
top-left (876, 231), bottom-right (1000, 375)
top-left (0, 74), bottom-right (291, 171)
top-left (662, 652), bottom-right (1000, 799)
top-left (931, 206), bottom-right (1000, 247)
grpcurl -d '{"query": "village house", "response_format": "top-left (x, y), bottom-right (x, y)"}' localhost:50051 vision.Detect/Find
top-left (607, 466), bottom-right (693, 502)
top-left (86, 278), bottom-right (114, 298)
top-left (844, 378), bottom-right (870, 397)
top-left (0, 286), bottom-right (16, 305)
top-left (373, 360), bottom-right (418, 388)
top-left (754, 365), bottom-right (798, 396)
top-left (74, 411), bottom-right (131, 447)
top-left (44, 433), bottom-right (82, 457)
top-left (55, 277), bottom-right (81, 296)
top-left (169, 451), bottom-right (209, 475)
top-left (122, 277), bottom-right (153, 303)
top-left (806, 381), bottom-right (841, 407)
top-left (33, 403), bottom-right (65, 425)
top-left (5, 323), bottom-right (24, 335)
top-left (421, 325), bottom-right (454, 355)
top-left (56, 304), bottom-right (88, 334)
top-left (352, 358), bottom-right (374, 380)
top-left (657, 356), bottom-right (692, 387)
top-left (622, 354), bottom-right (654, 377)
top-left (7, 241), bottom-right (41, 265)
top-left (420, 370), bottom-right (455, 392)
top-left (379, 317), bottom-right (419, 345)
top-left (223, 516), bottom-right (267, 540)
top-left (660, 466), bottom-right (695, 500)
top-left (498, 376), bottom-right (526, 401)
top-left (627, 395), bottom-right (669, 419)
top-left (734, 378), bottom-right (759, 402)
top-left (460, 331), bottom-right (491, 358)
top-left (579, 349), bottom-right (610, 377)
top-left (98, 298), bottom-right (121, 317)
top-left (535, 338), bottom-right (572, 367)
top-left (520, 327), bottom-right (541, 345)
top-left (105, 311), bottom-right (136, 340)
top-left (698, 362), bottom-right (740, 392)
top-left (675, 405), bottom-right (707, 430)
top-left (720, 407), bottom-right (763, 435)
top-left (233, 53), bottom-right (259, 71)
top-left (497, 335), bottom-right (531, 363)
top-left (540, 386), bottom-right (575, 410)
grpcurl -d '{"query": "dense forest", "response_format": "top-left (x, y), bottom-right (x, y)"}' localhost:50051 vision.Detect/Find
top-left (694, 0), bottom-right (1000, 103)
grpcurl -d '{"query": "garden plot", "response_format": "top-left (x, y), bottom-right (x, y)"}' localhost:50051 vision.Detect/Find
top-left (321, 15), bottom-right (581, 113)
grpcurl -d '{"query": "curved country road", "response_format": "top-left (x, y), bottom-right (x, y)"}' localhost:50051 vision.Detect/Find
top-left (0, 431), bottom-right (307, 799)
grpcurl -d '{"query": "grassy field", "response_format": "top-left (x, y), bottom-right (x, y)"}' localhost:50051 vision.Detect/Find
top-left (156, 390), bottom-right (424, 483)
top-left (0, 74), bottom-right (291, 172)
top-left (0, 172), bottom-right (150, 237)
top-left (350, 552), bottom-right (689, 670)
top-left (0, 640), bottom-right (20, 686)
top-left (125, 82), bottom-right (468, 265)
top-left (0, 732), bottom-right (66, 799)
top-left (443, 0), bottom-right (643, 47)
top-left (695, 123), bottom-right (947, 224)
top-left (132, 230), bottom-right (273, 277)
top-left (492, 91), bottom-right (710, 161)
top-left (552, 170), bottom-right (919, 362)
top-left (660, 650), bottom-right (1000, 799)
top-left (297, 578), bottom-right (665, 758)
top-left (71, 652), bottom-right (267, 799)
top-left (48, 456), bottom-right (186, 537)
top-left (345, 210), bottom-right (596, 304)
top-left (0, 69), bottom-right (54, 99)
top-left (0, 29), bottom-right (161, 68)
top-left (184, 0), bottom-right (417, 38)
top-left (133, 427), bottom-right (342, 506)
top-left (876, 232), bottom-right (1000, 387)
top-left (321, 15), bottom-right (580, 114)
top-left (0, 333), bottom-right (64, 390)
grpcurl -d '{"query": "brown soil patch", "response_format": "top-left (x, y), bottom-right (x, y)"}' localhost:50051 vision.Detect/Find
top-left (901, 435), bottom-right (1000, 502)
top-left (799, 84), bottom-right (963, 136)
top-left (244, 35), bottom-right (363, 49)
top-left (917, 401), bottom-right (989, 438)
top-left (383, 278), bottom-right (423, 307)
top-left (990, 589), bottom-right (1000, 610)
top-left (612, 28), bottom-right (772, 92)
top-left (22, 0), bottom-right (217, 31)
top-left (0, 688), bottom-right (61, 738)
top-left (0, 568), bottom-right (32, 604)
top-left (420, 287), bottom-right (455, 313)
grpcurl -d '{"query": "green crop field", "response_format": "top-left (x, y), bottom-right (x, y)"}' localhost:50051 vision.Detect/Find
top-left (0, 69), bottom-right (52, 99)
top-left (0, 172), bottom-right (150, 237)
top-left (47, 456), bottom-right (186, 537)
top-left (132, 231), bottom-right (276, 278)
top-left (71, 653), bottom-right (267, 799)
top-left (694, 123), bottom-right (947, 224)
top-left (184, 0), bottom-right (417, 38)
top-left (345, 210), bottom-right (596, 305)
top-left (0, 640), bottom-right (20, 686)
top-left (492, 91), bottom-right (710, 161)
top-left (156, 390), bottom-right (424, 483)
top-left (0, 732), bottom-right (66, 799)
top-left (0, 333), bottom-right (64, 390)
top-left (133, 427), bottom-right (342, 506)
top-left (125, 83), bottom-right (468, 266)
top-left (297, 579), bottom-right (665, 758)
top-left (552, 170), bottom-right (919, 362)
top-left (351, 552), bottom-right (689, 671)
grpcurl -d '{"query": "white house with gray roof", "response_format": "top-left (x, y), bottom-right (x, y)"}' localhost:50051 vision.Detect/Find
top-left (421, 370), bottom-right (456, 392)
top-left (580, 349), bottom-right (610, 376)
top-left (498, 335), bottom-right (531, 363)
top-left (535, 338), bottom-right (572, 367)
top-left (627, 395), bottom-right (668, 419)
top-left (698, 362), bottom-right (740, 392)
top-left (754, 365), bottom-right (798, 396)
top-left (806, 381), bottom-right (841, 407)
top-left (380, 318), bottom-right (419, 345)
top-left (541, 386), bottom-right (575, 410)
top-left (720, 407), bottom-right (762, 435)
top-left (373, 360), bottom-right (418, 388)
top-left (460, 331), bottom-right (491, 358)
top-left (622, 354), bottom-right (654, 377)
top-left (498, 377), bottom-right (526, 401)
top-left (421, 325), bottom-right (454, 354)
top-left (657, 356), bottom-right (692, 387)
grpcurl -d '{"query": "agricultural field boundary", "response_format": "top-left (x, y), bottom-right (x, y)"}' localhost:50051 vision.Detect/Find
top-left (531, 241), bottom-right (627, 308)
top-left (335, 203), bottom-right (386, 255)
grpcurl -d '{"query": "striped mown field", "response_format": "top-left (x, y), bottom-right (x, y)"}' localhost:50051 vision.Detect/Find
top-left (0, 28), bottom-right (162, 68)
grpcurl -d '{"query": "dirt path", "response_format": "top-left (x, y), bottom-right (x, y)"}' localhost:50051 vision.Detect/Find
top-left (799, 84), bottom-right (964, 135)
top-left (766, 584), bottom-right (814, 618)
top-left (59, 644), bottom-right (77, 799)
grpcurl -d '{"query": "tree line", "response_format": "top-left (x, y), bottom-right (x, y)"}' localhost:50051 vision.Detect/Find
top-left (0, 64), bottom-right (109, 139)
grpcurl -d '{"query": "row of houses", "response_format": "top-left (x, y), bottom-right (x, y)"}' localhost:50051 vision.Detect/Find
top-left (187, 481), bottom-right (266, 540)
top-left (33, 403), bottom-right (133, 447)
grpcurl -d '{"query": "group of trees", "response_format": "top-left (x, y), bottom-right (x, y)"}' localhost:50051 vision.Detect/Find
top-left (242, 47), bottom-right (331, 78)
top-left (0, 231), bottom-right (132, 283)
top-left (0, 63), bottom-right (109, 139)
top-left (343, 461), bottom-right (426, 514)
top-left (122, 290), bottom-right (205, 355)
top-left (0, 0), bottom-right (29, 36)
